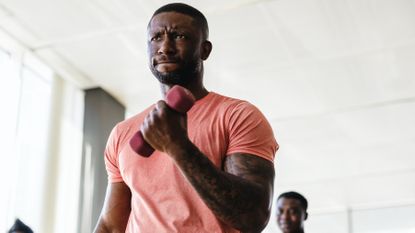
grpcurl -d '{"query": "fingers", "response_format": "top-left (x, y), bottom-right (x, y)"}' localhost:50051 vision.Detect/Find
top-left (143, 100), bottom-right (167, 126)
top-left (155, 100), bottom-right (168, 111)
top-left (139, 99), bottom-right (188, 153)
top-left (140, 100), bottom-right (168, 143)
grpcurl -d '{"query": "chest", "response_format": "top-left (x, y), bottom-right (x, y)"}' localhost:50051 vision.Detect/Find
top-left (117, 115), bottom-right (229, 190)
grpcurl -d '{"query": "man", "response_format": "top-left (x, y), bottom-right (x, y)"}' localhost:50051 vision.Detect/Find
top-left (94, 3), bottom-right (278, 233)
top-left (276, 192), bottom-right (308, 233)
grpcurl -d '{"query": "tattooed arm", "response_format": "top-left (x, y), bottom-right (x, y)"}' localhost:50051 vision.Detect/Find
top-left (173, 144), bottom-right (275, 233)
top-left (141, 101), bottom-right (275, 232)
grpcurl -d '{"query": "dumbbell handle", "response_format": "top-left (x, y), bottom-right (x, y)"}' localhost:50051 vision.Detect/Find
top-left (129, 85), bottom-right (195, 157)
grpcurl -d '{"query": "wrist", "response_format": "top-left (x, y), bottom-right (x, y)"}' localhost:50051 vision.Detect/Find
top-left (165, 137), bottom-right (194, 160)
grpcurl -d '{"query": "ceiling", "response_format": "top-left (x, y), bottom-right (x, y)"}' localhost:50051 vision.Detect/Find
top-left (1, 0), bottom-right (414, 228)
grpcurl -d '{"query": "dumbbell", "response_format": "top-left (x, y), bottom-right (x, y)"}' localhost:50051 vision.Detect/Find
top-left (129, 85), bottom-right (196, 157)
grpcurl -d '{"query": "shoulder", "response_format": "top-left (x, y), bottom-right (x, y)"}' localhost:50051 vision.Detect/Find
top-left (212, 93), bottom-right (265, 121)
top-left (212, 93), bottom-right (278, 161)
top-left (205, 92), bottom-right (258, 114)
top-left (195, 92), bottom-right (269, 129)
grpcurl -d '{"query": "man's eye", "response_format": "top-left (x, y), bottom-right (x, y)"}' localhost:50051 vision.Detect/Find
top-left (151, 35), bottom-right (161, 41)
top-left (174, 34), bottom-right (185, 40)
top-left (288, 209), bottom-right (299, 215)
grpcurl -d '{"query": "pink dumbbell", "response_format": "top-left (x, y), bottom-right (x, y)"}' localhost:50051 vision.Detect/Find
top-left (129, 85), bottom-right (196, 157)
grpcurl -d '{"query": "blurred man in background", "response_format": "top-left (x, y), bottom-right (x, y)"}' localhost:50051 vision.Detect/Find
top-left (276, 191), bottom-right (308, 233)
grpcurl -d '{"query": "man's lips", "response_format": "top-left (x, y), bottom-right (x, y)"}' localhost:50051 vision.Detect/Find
top-left (154, 60), bottom-right (180, 72)
top-left (154, 56), bottom-right (179, 65)
top-left (155, 61), bottom-right (179, 68)
top-left (157, 61), bottom-right (178, 64)
top-left (279, 222), bottom-right (292, 229)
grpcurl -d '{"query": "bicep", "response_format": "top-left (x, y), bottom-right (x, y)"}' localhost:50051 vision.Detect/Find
top-left (94, 182), bottom-right (131, 233)
top-left (224, 153), bottom-right (275, 197)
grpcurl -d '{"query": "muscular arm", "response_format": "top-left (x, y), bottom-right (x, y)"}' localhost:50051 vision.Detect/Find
top-left (173, 144), bottom-right (275, 233)
top-left (142, 100), bottom-right (275, 232)
top-left (93, 182), bottom-right (131, 233)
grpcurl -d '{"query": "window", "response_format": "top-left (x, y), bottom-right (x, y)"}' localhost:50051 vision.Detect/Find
top-left (0, 48), bottom-right (84, 232)
top-left (0, 49), bottom-right (22, 230)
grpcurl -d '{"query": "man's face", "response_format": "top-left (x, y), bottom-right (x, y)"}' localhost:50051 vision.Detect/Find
top-left (147, 11), bottom-right (204, 85)
top-left (276, 197), bottom-right (307, 233)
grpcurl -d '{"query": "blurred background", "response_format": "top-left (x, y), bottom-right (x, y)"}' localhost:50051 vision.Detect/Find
top-left (1, 0), bottom-right (415, 232)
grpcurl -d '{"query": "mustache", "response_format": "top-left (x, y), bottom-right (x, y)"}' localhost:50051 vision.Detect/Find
top-left (153, 55), bottom-right (180, 65)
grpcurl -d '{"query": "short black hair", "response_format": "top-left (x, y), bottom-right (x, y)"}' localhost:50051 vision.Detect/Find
top-left (278, 191), bottom-right (308, 211)
top-left (149, 3), bottom-right (209, 39)
top-left (8, 218), bottom-right (33, 233)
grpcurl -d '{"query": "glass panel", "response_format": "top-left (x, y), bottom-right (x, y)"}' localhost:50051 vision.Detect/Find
top-left (13, 67), bottom-right (52, 232)
top-left (0, 49), bottom-right (21, 230)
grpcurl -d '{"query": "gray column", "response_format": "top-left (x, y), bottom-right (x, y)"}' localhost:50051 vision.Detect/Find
top-left (78, 88), bottom-right (125, 233)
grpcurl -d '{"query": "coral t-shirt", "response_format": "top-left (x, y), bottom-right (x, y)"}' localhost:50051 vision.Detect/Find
top-left (105, 92), bottom-right (278, 233)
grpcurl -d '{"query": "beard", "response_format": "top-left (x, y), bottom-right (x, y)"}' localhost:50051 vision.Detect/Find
top-left (150, 59), bottom-right (200, 86)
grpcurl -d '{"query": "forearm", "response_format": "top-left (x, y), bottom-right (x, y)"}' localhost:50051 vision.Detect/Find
top-left (170, 142), bottom-right (272, 232)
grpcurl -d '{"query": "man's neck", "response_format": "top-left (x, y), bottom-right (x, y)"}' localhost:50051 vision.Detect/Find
top-left (160, 82), bottom-right (208, 101)
top-left (288, 229), bottom-right (304, 233)
top-left (283, 229), bottom-right (304, 233)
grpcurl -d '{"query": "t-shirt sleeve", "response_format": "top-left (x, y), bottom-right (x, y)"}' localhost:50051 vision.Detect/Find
top-left (226, 101), bottom-right (278, 162)
top-left (104, 124), bottom-right (124, 183)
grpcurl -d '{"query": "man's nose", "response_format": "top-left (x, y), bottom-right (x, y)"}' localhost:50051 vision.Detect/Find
top-left (279, 212), bottom-right (288, 220)
top-left (158, 37), bottom-right (176, 55)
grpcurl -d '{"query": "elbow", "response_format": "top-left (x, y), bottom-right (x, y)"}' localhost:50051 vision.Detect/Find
top-left (257, 208), bottom-right (272, 232)
top-left (253, 209), bottom-right (271, 233)
top-left (238, 207), bottom-right (271, 233)
top-left (242, 188), bottom-right (272, 232)
top-left (239, 189), bottom-right (273, 232)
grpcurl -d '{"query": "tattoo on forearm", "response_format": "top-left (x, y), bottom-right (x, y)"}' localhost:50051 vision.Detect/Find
top-left (174, 145), bottom-right (275, 232)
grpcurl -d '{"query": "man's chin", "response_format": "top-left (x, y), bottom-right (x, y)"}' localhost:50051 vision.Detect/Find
top-left (154, 72), bottom-right (184, 85)
top-left (279, 224), bottom-right (295, 232)
top-left (152, 68), bottom-right (194, 85)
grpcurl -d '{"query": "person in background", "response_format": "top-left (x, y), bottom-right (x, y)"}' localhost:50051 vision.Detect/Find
top-left (276, 191), bottom-right (308, 233)
top-left (8, 218), bottom-right (33, 233)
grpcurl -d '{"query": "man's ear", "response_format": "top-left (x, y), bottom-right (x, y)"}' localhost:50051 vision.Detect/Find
top-left (201, 40), bottom-right (212, 60)
top-left (304, 212), bottom-right (308, 221)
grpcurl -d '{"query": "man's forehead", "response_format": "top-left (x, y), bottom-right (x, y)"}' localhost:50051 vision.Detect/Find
top-left (278, 197), bottom-right (303, 207)
top-left (149, 12), bottom-right (196, 30)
